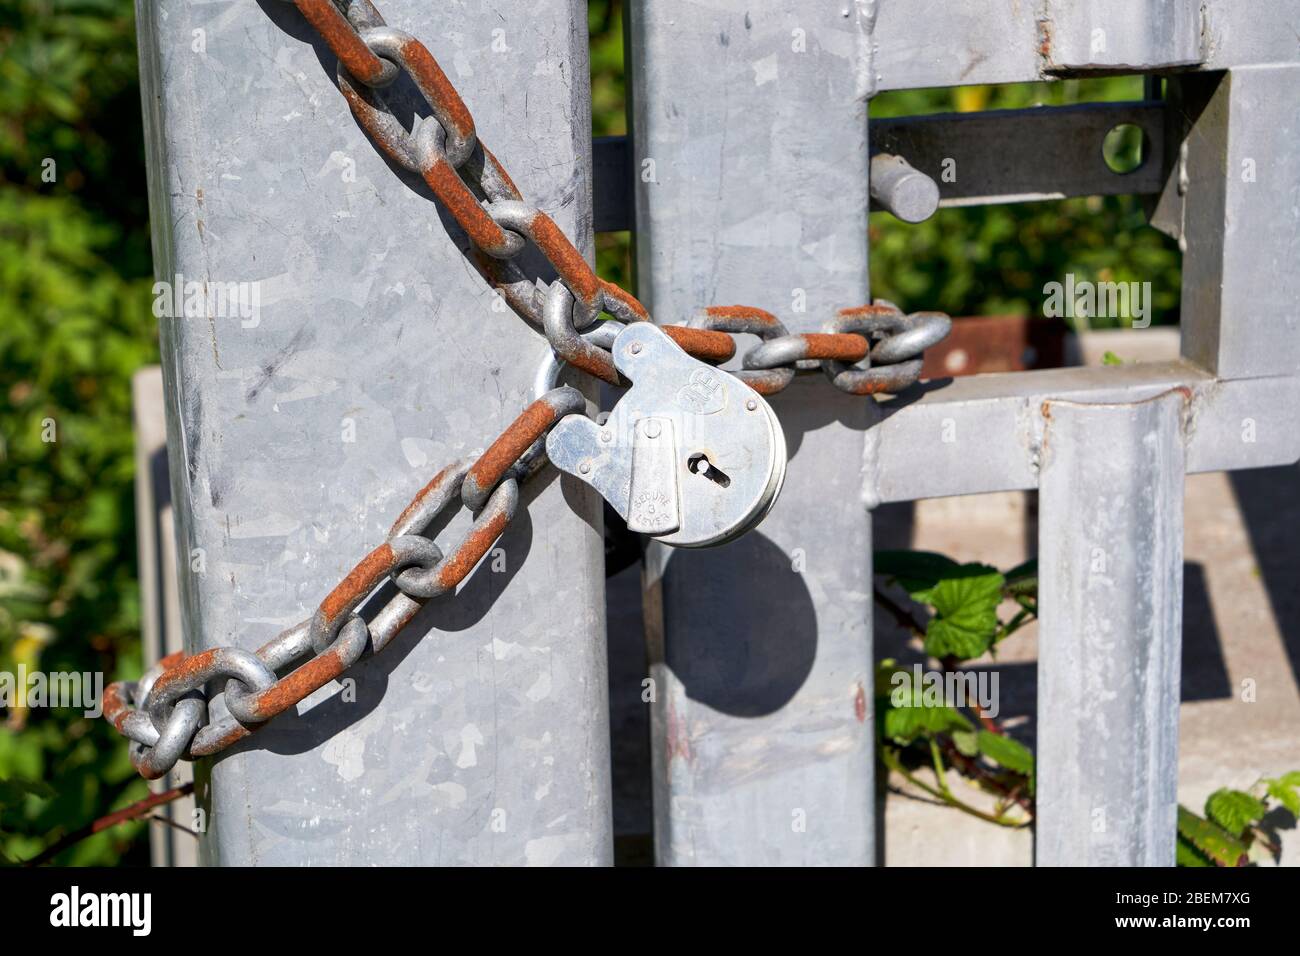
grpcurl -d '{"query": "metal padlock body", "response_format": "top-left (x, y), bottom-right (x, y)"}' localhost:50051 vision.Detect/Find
top-left (547, 323), bottom-right (787, 547)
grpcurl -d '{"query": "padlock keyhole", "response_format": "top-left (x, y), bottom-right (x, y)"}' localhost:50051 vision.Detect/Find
top-left (688, 453), bottom-right (730, 488)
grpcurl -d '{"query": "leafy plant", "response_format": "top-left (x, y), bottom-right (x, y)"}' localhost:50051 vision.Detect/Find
top-left (0, 0), bottom-right (156, 865)
top-left (875, 552), bottom-right (1038, 827)
top-left (1177, 775), bottom-right (1300, 866)
top-left (875, 550), bottom-right (1299, 865)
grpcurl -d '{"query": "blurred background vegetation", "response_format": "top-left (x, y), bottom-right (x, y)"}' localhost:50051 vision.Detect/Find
top-left (0, 0), bottom-right (1179, 865)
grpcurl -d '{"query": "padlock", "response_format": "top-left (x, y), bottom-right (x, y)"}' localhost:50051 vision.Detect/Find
top-left (546, 322), bottom-right (787, 547)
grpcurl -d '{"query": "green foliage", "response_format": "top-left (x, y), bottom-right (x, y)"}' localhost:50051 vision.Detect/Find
top-left (874, 555), bottom-right (1038, 828)
top-left (1205, 788), bottom-right (1268, 838)
top-left (590, 2), bottom-right (633, 299)
top-left (876, 548), bottom-right (1297, 865)
top-left (876, 550), bottom-right (1013, 659)
top-left (1177, 806), bottom-right (1249, 868)
top-left (1, 0), bottom-right (155, 865)
top-left (877, 659), bottom-right (972, 746)
top-left (1176, 778), bottom-right (1300, 867)
top-left (1264, 772), bottom-right (1300, 817)
top-left (975, 729), bottom-right (1034, 780)
top-left (921, 570), bottom-right (1005, 660)
top-left (869, 79), bottom-right (1181, 331)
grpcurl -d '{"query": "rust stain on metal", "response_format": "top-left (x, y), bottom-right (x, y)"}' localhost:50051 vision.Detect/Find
top-left (664, 697), bottom-right (691, 775)
top-left (437, 509), bottom-right (510, 590)
top-left (389, 463), bottom-right (458, 536)
top-left (844, 378), bottom-right (898, 396)
top-left (800, 333), bottom-right (868, 363)
top-left (295, 0), bottom-right (388, 86)
top-left (150, 648), bottom-right (223, 697)
top-left (158, 650), bottom-right (187, 671)
top-left (102, 683), bottom-right (132, 729)
top-left (531, 212), bottom-right (600, 305)
top-left (746, 376), bottom-right (785, 396)
top-left (704, 304), bottom-right (781, 327)
top-left (601, 280), bottom-right (649, 321)
top-left (1036, 18), bottom-right (1054, 61)
top-left (400, 36), bottom-right (475, 141)
top-left (838, 304), bottom-right (897, 319)
top-left (320, 542), bottom-right (395, 624)
top-left (564, 343), bottom-right (621, 384)
top-left (423, 160), bottom-right (510, 251)
top-left (663, 325), bottom-right (736, 364)
top-left (467, 400), bottom-right (555, 497)
top-left (481, 145), bottom-right (521, 198)
top-left (198, 721), bottom-right (254, 755)
top-left (252, 648), bottom-right (346, 721)
top-left (339, 81), bottom-right (409, 165)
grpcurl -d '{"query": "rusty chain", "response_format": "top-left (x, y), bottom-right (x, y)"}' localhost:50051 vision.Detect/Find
top-left (104, 388), bottom-right (581, 778)
top-left (102, 0), bottom-right (953, 777)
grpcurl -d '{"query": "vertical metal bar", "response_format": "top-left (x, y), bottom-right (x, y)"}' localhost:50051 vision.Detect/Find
top-left (135, 0), bottom-right (610, 865)
top-left (1176, 65), bottom-right (1300, 379)
top-left (1036, 391), bottom-right (1185, 866)
top-left (132, 368), bottom-right (196, 867)
top-left (630, 3), bottom-right (876, 865)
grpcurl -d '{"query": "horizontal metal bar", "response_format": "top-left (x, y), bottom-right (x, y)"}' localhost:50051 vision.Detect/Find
top-left (866, 363), bottom-right (1300, 504)
top-left (868, 0), bottom-right (1300, 92)
top-left (594, 101), bottom-right (1167, 230)
top-left (870, 101), bottom-right (1168, 208)
top-left (592, 134), bottom-right (630, 232)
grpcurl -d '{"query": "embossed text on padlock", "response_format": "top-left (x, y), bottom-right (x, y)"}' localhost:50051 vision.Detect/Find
top-left (546, 323), bottom-right (787, 548)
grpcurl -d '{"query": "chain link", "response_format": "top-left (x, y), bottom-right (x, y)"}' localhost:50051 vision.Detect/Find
top-left (297, 0), bottom-right (949, 392)
top-left (103, 388), bottom-right (582, 778)
top-left (102, 0), bottom-right (954, 776)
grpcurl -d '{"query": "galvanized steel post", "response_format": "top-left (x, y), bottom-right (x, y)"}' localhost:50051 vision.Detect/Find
top-left (1035, 392), bottom-right (1186, 866)
top-left (135, 0), bottom-right (611, 865)
top-left (629, 3), bottom-right (877, 865)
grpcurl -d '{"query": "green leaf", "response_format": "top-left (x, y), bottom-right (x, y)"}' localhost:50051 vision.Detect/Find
top-left (879, 669), bottom-right (972, 745)
top-left (951, 729), bottom-right (979, 757)
top-left (976, 730), bottom-right (1034, 776)
top-left (1102, 350), bottom-right (1125, 366)
top-left (1204, 788), bottom-right (1267, 837)
top-left (1176, 836), bottom-right (1213, 867)
top-left (1177, 806), bottom-right (1249, 866)
top-left (874, 550), bottom-right (964, 598)
top-left (1264, 777), bottom-right (1300, 817)
top-left (923, 568), bottom-right (1005, 660)
top-left (0, 777), bottom-right (56, 808)
top-left (882, 700), bottom-right (972, 745)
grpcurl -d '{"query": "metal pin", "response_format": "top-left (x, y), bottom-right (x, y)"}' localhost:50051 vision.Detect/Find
top-left (870, 153), bottom-right (940, 223)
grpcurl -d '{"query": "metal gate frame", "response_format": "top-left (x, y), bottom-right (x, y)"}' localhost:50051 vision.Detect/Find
top-left (134, 0), bottom-right (1300, 865)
